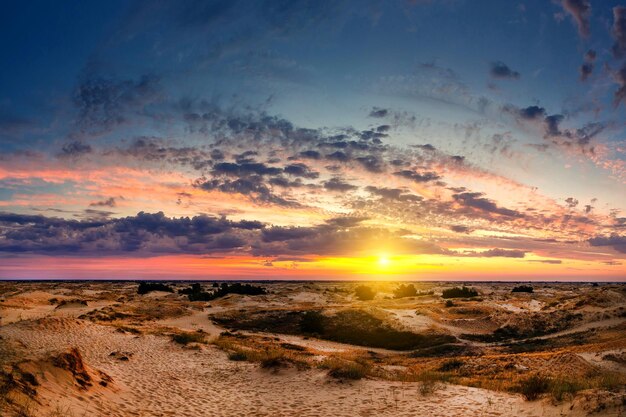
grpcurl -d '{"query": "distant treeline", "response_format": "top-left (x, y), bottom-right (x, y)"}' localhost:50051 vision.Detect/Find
top-left (137, 282), bottom-right (174, 295)
top-left (179, 282), bottom-right (267, 301)
top-left (136, 282), bottom-right (267, 301)
top-left (511, 285), bottom-right (533, 293)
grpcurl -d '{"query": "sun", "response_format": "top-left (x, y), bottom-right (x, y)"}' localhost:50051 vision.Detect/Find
top-left (377, 254), bottom-right (391, 267)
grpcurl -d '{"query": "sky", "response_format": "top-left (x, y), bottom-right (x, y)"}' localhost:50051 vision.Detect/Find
top-left (0, 0), bottom-right (625, 281)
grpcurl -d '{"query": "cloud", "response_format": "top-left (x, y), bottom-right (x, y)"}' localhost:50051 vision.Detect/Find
top-left (528, 259), bottom-right (563, 264)
top-left (0, 114), bottom-right (33, 137)
top-left (564, 197), bottom-right (578, 208)
top-left (612, 6), bottom-right (626, 58)
top-left (613, 63), bottom-right (626, 108)
top-left (73, 74), bottom-right (162, 137)
top-left (368, 107), bottom-right (389, 118)
top-left (505, 104), bottom-right (604, 151)
top-left (490, 61), bottom-right (520, 80)
top-left (197, 176), bottom-right (300, 207)
top-left (560, 0), bottom-right (591, 38)
top-left (323, 177), bottom-right (358, 192)
top-left (298, 150), bottom-right (322, 159)
top-left (393, 170), bottom-right (441, 183)
top-left (253, 221), bottom-right (449, 258)
top-left (89, 197), bottom-right (117, 208)
top-left (452, 192), bottom-right (524, 218)
top-left (450, 225), bottom-right (472, 234)
top-left (588, 234), bottom-right (626, 254)
top-left (0, 211), bottom-right (262, 255)
top-left (472, 248), bottom-right (526, 258)
top-left (365, 186), bottom-right (422, 202)
top-left (212, 162), bottom-right (282, 177)
top-left (580, 49), bottom-right (596, 81)
top-left (283, 162), bottom-right (319, 178)
top-left (60, 141), bottom-right (93, 157)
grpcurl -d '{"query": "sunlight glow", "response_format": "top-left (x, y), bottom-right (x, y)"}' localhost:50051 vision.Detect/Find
top-left (378, 255), bottom-right (391, 268)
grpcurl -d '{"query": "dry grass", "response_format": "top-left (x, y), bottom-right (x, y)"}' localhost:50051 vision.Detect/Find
top-left (213, 334), bottom-right (311, 371)
top-left (171, 331), bottom-right (206, 345)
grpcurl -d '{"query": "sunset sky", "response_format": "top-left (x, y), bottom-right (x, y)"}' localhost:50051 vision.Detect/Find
top-left (0, 0), bottom-right (625, 280)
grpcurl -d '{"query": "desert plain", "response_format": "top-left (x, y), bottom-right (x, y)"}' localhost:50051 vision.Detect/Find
top-left (0, 280), bottom-right (624, 417)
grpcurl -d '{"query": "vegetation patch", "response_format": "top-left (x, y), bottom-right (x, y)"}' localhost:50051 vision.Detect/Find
top-left (512, 285), bottom-right (533, 293)
top-left (441, 286), bottom-right (478, 299)
top-left (212, 309), bottom-right (457, 351)
top-left (409, 343), bottom-right (472, 358)
top-left (137, 282), bottom-right (174, 295)
top-left (516, 374), bottom-right (550, 401)
top-left (171, 331), bottom-right (206, 345)
top-left (322, 358), bottom-right (368, 380)
top-left (354, 285), bottom-right (376, 301)
top-left (393, 284), bottom-right (417, 298)
top-left (180, 282), bottom-right (266, 301)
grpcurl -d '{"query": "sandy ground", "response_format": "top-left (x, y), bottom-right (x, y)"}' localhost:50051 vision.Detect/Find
top-left (2, 317), bottom-right (563, 417)
top-left (1, 281), bottom-right (624, 417)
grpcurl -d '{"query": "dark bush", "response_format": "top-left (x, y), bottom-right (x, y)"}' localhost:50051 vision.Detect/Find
top-left (438, 359), bottom-right (464, 371)
top-left (300, 311), bottom-right (325, 334)
top-left (354, 285), bottom-right (376, 301)
top-left (393, 284), bottom-right (417, 298)
top-left (137, 282), bottom-right (174, 295)
top-left (512, 285), bottom-right (533, 293)
top-left (305, 310), bottom-right (456, 351)
top-left (228, 352), bottom-right (247, 361)
top-left (444, 300), bottom-right (455, 307)
top-left (215, 309), bottom-right (456, 351)
top-left (517, 374), bottom-right (550, 401)
top-left (171, 331), bottom-right (205, 345)
top-left (409, 343), bottom-right (469, 358)
top-left (441, 286), bottom-right (478, 299)
top-left (180, 282), bottom-right (266, 301)
top-left (326, 361), bottom-right (367, 380)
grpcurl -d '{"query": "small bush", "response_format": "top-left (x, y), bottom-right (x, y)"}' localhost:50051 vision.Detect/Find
top-left (171, 331), bottom-right (205, 345)
top-left (439, 359), bottom-right (463, 372)
top-left (512, 285), bottom-right (533, 293)
top-left (324, 359), bottom-right (367, 380)
top-left (445, 300), bottom-right (455, 307)
top-left (550, 378), bottom-right (581, 401)
top-left (137, 282), bottom-right (174, 295)
top-left (417, 371), bottom-right (443, 396)
top-left (354, 285), bottom-right (376, 301)
top-left (393, 284), bottom-right (417, 298)
top-left (228, 352), bottom-right (247, 361)
top-left (441, 286), bottom-right (478, 299)
top-left (517, 374), bottom-right (550, 401)
top-left (259, 350), bottom-right (286, 369)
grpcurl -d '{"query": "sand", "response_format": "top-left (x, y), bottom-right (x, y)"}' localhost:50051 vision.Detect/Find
top-left (1, 281), bottom-right (624, 417)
